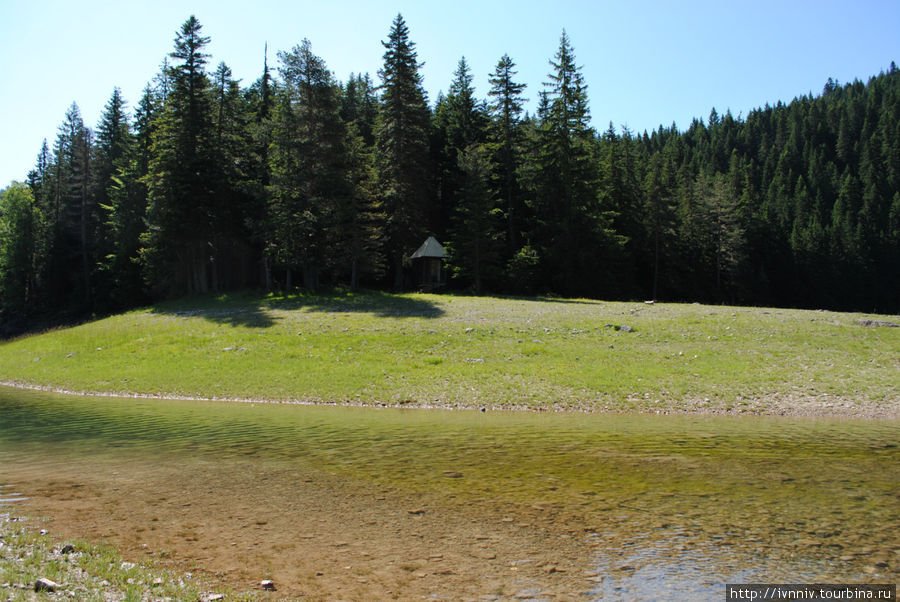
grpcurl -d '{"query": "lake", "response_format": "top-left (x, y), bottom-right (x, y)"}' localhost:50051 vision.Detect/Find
top-left (1, 386), bottom-right (897, 599)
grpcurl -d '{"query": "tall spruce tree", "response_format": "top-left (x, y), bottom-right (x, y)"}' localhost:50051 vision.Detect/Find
top-left (94, 87), bottom-right (134, 309)
top-left (434, 57), bottom-right (489, 243)
top-left (448, 144), bottom-right (502, 292)
top-left (54, 103), bottom-right (95, 308)
top-left (339, 74), bottom-right (385, 290)
top-left (376, 14), bottom-right (433, 290)
top-left (336, 125), bottom-right (385, 291)
top-left (533, 31), bottom-right (620, 296)
top-left (270, 39), bottom-right (349, 290)
top-left (144, 15), bottom-right (217, 295)
top-left (209, 60), bottom-right (255, 291)
top-left (488, 54), bottom-right (527, 255)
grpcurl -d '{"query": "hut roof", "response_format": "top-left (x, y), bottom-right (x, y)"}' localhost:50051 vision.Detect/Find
top-left (410, 236), bottom-right (446, 259)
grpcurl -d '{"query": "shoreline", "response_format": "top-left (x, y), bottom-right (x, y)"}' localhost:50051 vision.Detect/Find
top-left (2, 379), bottom-right (897, 420)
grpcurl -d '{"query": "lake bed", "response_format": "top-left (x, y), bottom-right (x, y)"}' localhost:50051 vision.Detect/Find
top-left (1, 386), bottom-right (897, 598)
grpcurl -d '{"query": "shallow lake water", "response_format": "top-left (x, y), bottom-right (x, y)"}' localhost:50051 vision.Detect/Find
top-left (0, 386), bottom-right (897, 599)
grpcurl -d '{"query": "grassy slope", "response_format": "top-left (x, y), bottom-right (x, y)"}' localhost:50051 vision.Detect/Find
top-left (0, 290), bottom-right (897, 415)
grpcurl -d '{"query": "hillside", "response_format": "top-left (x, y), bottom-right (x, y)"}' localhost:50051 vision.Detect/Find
top-left (0, 291), bottom-right (897, 418)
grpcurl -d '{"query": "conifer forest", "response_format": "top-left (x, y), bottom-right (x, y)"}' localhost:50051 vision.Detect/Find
top-left (2, 15), bottom-right (898, 335)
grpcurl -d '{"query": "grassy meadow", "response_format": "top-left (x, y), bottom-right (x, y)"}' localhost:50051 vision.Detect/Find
top-left (0, 290), bottom-right (897, 416)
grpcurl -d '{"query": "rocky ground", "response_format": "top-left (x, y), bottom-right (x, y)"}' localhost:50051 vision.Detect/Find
top-left (0, 510), bottom-right (242, 601)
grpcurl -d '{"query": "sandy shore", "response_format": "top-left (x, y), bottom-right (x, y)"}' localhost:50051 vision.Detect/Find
top-left (1, 379), bottom-right (898, 420)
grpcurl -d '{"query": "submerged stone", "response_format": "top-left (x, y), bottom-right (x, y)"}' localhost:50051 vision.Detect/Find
top-left (260, 579), bottom-right (276, 591)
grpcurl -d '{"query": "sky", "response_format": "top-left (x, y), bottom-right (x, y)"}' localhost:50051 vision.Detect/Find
top-left (1, 0), bottom-right (898, 187)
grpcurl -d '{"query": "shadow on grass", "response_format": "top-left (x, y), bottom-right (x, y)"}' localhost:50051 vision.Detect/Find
top-left (495, 293), bottom-right (607, 307)
top-left (263, 289), bottom-right (446, 319)
top-left (152, 288), bottom-right (445, 328)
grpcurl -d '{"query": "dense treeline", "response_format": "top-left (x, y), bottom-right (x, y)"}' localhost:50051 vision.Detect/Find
top-left (1, 15), bottom-right (898, 335)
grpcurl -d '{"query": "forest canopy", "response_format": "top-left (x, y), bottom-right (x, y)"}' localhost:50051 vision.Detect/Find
top-left (1, 14), bottom-right (898, 335)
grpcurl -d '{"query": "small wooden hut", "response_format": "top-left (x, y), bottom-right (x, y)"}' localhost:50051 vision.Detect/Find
top-left (410, 236), bottom-right (446, 291)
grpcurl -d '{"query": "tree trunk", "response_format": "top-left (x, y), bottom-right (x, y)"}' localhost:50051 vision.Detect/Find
top-left (350, 257), bottom-right (359, 292)
top-left (393, 255), bottom-right (404, 291)
top-left (652, 227), bottom-right (659, 301)
top-left (303, 262), bottom-right (318, 291)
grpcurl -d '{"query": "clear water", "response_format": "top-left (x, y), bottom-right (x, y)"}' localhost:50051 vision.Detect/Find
top-left (0, 386), bottom-right (897, 598)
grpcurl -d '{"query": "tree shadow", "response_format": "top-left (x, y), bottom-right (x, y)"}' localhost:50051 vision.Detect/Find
top-left (152, 301), bottom-right (278, 328)
top-left (263, 289), bottom-right (446, 319)
top-left (444, 291), bottom-right (608, 307)
top-left (151, 289), bottom-right (445, 328)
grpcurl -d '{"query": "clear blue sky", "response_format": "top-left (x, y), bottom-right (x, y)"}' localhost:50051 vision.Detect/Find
top-left (1, 0), bottom-right (898, 187)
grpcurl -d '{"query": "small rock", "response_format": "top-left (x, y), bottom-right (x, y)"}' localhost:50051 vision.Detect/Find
top-left (202, 595), bottom-right (226, 602)
top-left (120, 561), bottom-right (136, 570)
top-left (34, 578), bottom-right (58, 592)
top-left (260, 579), bottom-right (276, 591)
top-left (465, 327), bottom-right (474, 333)
top-left (60, 544), bottom-right (76, 554)
top-left (407, 509), bottom-right (425, 515)
top-left (619, 325), bottom-right (634, 332)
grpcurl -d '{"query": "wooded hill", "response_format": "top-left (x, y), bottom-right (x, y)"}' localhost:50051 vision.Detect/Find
top-left (1, 14), bottom-right (898, 335)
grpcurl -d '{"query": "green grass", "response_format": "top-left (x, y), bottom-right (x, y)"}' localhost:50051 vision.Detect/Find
top-left (0, 290), bottom-right (897, 414)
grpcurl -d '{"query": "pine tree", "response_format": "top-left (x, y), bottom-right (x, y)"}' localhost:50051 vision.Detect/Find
top-left (532, 30), bottom-right (618, 296)
top-left (339, 74), bottom-right (385, 290)
top-left (375, 14), bottom-right (433, 290)
top-left (487, 54), bottom-right (527, 254)
top-left (433, 57), bottom-right (489, 241)
top-left (209, 60), bottom-right (255, 291)
top-left (52, 102), bottom-right (95, 308)
top-left (600, 124), bottom-right (644, 297)
top-left (144, 15), bottom-right (217, 295)
top-left (270, 39), bottom-right (349, 290)
top-left (336, 125), bottom-right (385, 291)
top-left (341, 73), bottom-right (378, 147)
top-left (447, 144), bottom-right (502, 292)
top-left (94, 88), bottom-right (134, 309)
top-left (643, 152), bottom-right (676, 300)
